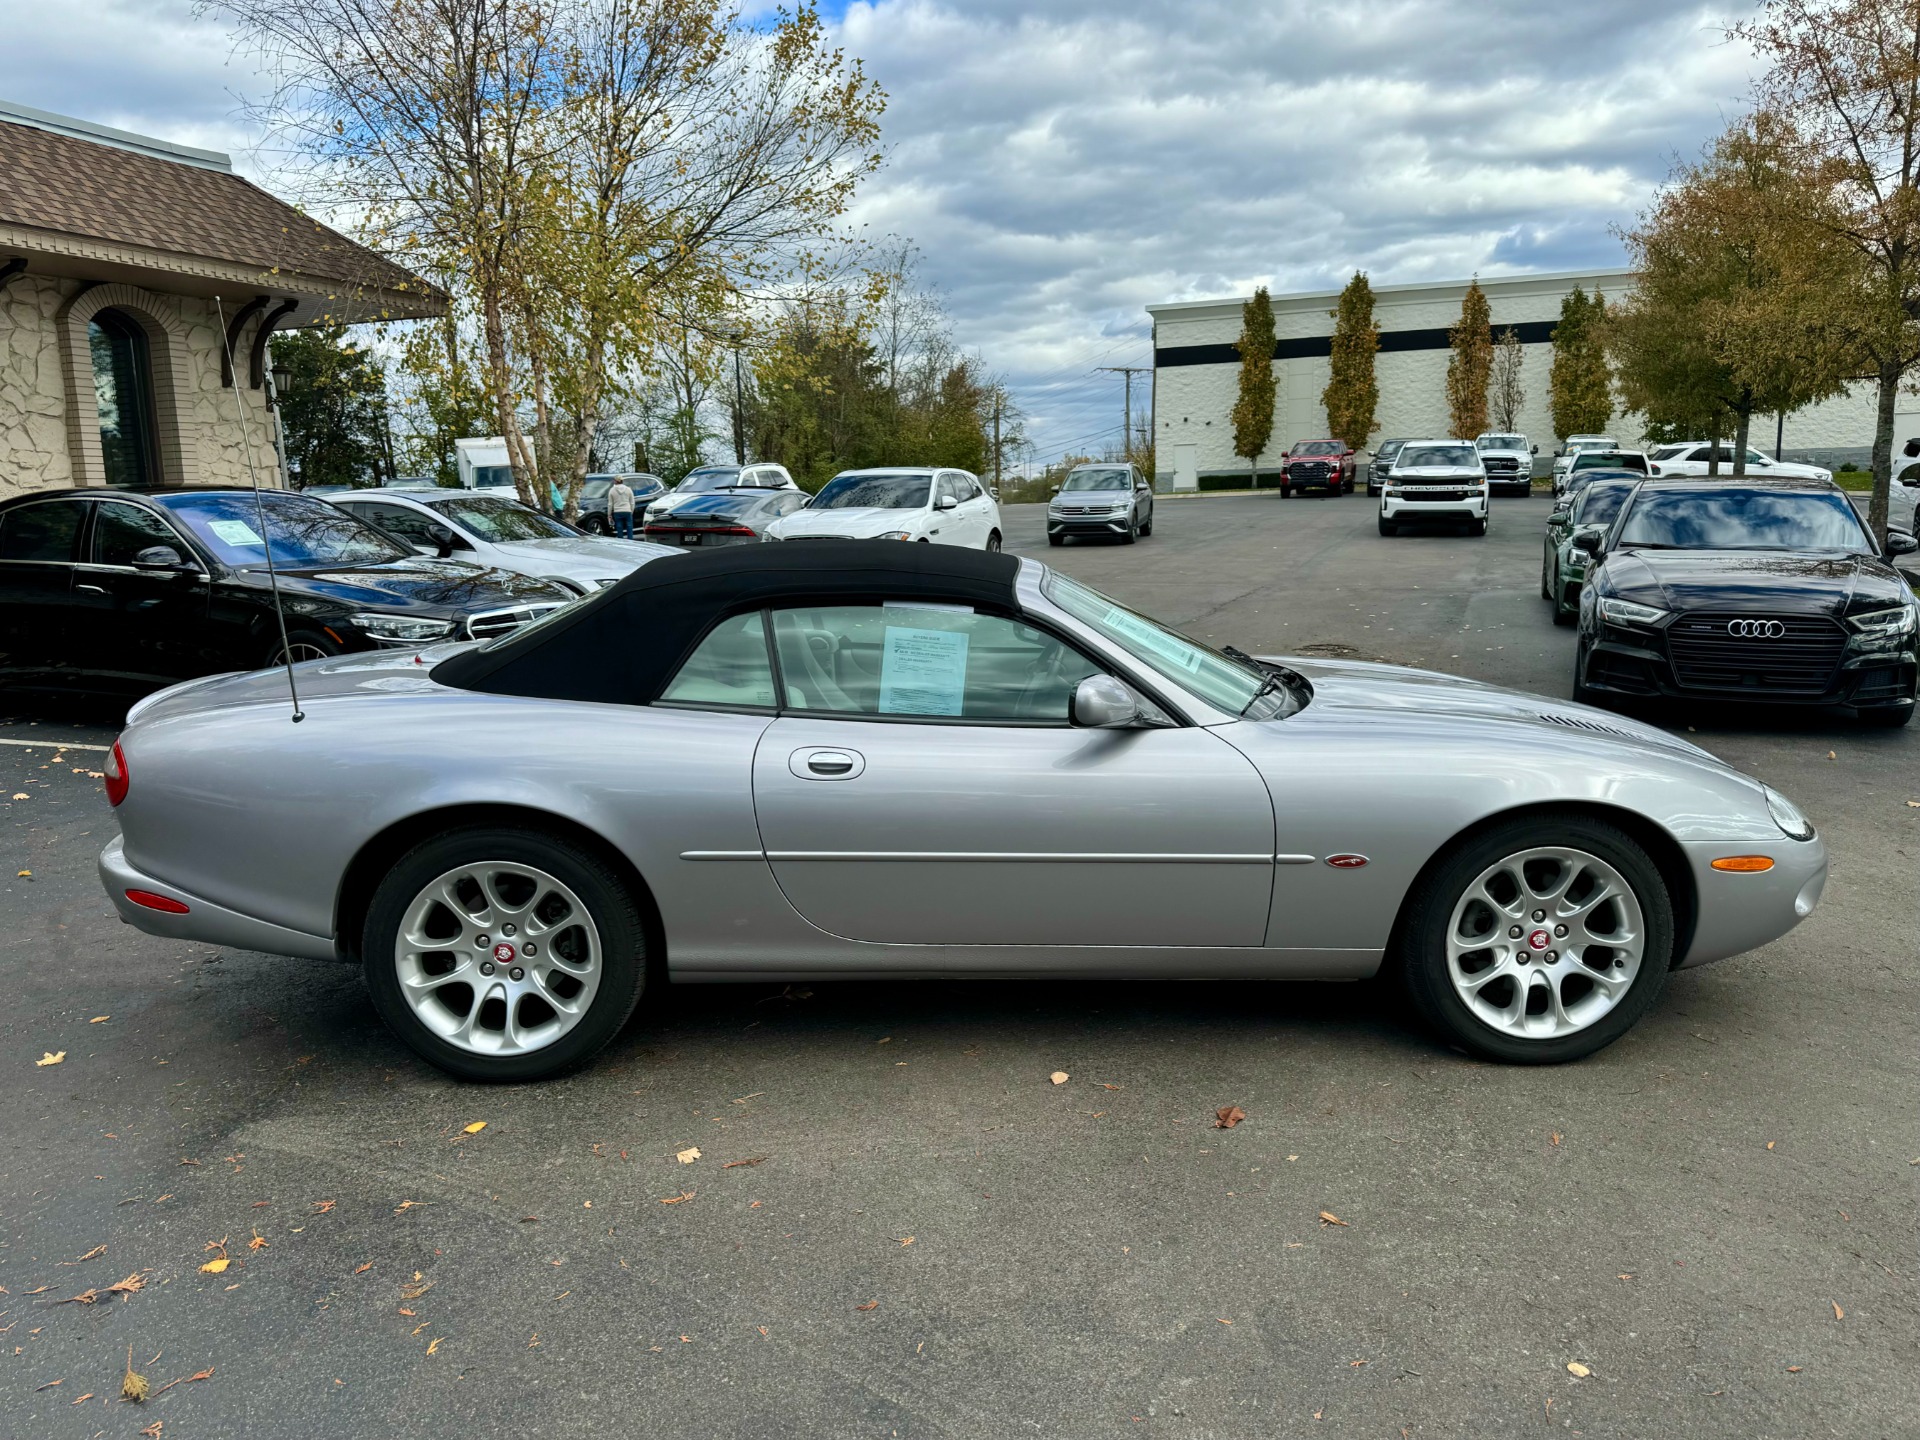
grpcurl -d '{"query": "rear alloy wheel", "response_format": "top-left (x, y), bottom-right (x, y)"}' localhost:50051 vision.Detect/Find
top-left (1396, 815), bottom-right (1672, 1063)
top-left (267, 630), bottom-right (343, 667)
top-left (364, 826), bottom-right (647, 1081)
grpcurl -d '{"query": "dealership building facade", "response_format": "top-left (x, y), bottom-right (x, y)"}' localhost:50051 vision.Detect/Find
top-left (1148, 269), bottom-right (1887, 489)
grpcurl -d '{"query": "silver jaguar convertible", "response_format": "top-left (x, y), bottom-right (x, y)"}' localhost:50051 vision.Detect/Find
top-left (99, 542), bottom-right (1827, 1080)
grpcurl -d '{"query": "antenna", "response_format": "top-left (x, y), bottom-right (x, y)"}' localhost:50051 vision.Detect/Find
top-left (213, 294), bottom-right (304, 723)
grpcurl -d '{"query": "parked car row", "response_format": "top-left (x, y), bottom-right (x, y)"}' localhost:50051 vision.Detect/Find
top-left (1537, 471), bottom-right (1919, 727)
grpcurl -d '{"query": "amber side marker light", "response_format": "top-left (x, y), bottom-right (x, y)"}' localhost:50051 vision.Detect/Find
top-left (1710, 856), bottom-right (1775, 873)
top-left (126, 890), bottom-right (190, 914)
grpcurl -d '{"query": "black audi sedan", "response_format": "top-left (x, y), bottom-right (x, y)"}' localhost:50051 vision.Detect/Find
top-left (0, 487), bottom-right (575, 701)
top-left (1572, 478), bottom-right (1919, 726)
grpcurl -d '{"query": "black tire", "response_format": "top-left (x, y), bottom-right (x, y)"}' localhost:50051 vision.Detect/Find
top-left (1540, 550), bottom-right (1555, 601)
top-left (1280, 484), bottom-right (1291, 499)
top-left (1139, 509), bottom-right (1153, 537)
top-left (1858, 704), bottom-right (1914, 728)
top-left (266, 629), bottom-right (344, 668)
top-left (1047, 533), bottom-right (1064, 547)
top-left (1552, 600), bottom-right (1576, 627)
top-left (1120, 516), bottom-right (1138, 545)
top-left (1472, 516), bottom-right (1489, 536)
top-left (1394, 812), bottom-right (1674, 1064)
top-left (578, 515), bottom-right (609, 536)
top-left (362, 825), bottom-right (648, 1082)
top-left (985, 530), bottom-right (1002, 553)
top-left (1571, 642), bottom-right (1611, 710)
top-left (1377, 515), bottom-right (1396, 536)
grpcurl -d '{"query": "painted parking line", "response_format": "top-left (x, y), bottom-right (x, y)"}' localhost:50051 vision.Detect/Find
top-left (0, 737), bottom-right (112, 752)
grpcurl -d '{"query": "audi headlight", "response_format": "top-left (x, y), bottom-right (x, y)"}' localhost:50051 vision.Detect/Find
top-left (1764, 786), bottom-right (1816, 841)
top-left (1847, 604), bottom-right (1917, 638)
top-left (350, 613), bottom-right (455, 643)
top-left (1600, 597), bottom-right (1668, 629)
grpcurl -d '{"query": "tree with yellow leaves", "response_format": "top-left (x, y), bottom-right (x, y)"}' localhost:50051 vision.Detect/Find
top-left (1445, 280), bottom-right (1493, 440)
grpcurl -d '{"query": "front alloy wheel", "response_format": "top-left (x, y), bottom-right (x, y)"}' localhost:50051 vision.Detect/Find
top-left (364, 827), bottom-right (647, 1080)
top-left (1396, 815), bottom-right (1672, 1063)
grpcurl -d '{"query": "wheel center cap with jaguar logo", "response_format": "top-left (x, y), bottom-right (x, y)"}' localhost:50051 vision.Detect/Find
top-left (1526, 929), bottom-right (1552, 952)
top-left (493, 942), bottom-right (517, 964)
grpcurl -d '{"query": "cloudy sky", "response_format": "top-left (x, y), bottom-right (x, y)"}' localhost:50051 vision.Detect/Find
top-left (3, 0), bottom-right (1761, 463)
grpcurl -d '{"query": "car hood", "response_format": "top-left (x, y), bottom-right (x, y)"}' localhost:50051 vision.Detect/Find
top-left (233, 559), bottom-right (572, 614)
top-left (1598, 549), bottom-right (1908, 616)
top-left (485, 536), bottom-right (682, 573)
top-left (771, 508), bottom-right (924, 538)
top-left (1391, 467), bottom-right (1483, 480)
top-left (1259, 654), bottom-right (1728, 766)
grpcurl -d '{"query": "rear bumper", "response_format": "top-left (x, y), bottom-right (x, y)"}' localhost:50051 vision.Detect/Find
top-left (1677, 835), bottom-right (1828, 968)
top-left (99, 835), bottom-right (340, 962)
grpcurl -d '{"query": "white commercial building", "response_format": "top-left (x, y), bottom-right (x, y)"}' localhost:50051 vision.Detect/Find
top-left (1148, 269), bottom-right (1886, 489)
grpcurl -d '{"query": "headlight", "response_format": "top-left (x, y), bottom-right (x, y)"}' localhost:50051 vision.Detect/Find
top-left (874, 530), bottom-right (914, 541)
top-left (1600, 597), bottom-right (1668, 628)
top-left (350, 612), bottom-right (455, 642)
top-left (1847, 604), bottom-right (1917, 638)
top-left (1765, 786), bottom-right (1816, 841)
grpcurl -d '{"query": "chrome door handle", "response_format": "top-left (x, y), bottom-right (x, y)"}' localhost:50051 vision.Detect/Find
top-left (790, 747), bottom-right (865, 780)
top-left (75, 584), bottom-right (106, 594)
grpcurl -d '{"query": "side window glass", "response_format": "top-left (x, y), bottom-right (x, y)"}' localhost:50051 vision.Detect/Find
top-left (0, 500), bottom-right (88, 562)
top-left (93, 503), bottom-right (185, 566)
top-left (769, 604), bottom-right (1101, 723)
top-left (659, 611), bottom-right (777, 709)
top-left (362, 504), bottom-right (438, 544)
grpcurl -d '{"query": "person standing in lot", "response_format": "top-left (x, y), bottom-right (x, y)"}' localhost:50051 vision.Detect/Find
top-left (607, 476), bottom-right (636, 539)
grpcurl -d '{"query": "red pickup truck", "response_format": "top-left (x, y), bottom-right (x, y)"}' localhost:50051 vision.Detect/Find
top-left (1280, 440), bottom-right (1355, 497)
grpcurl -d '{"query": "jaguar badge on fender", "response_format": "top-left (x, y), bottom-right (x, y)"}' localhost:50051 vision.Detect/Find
top-left (1325, 854), bottom-right (1370, 868)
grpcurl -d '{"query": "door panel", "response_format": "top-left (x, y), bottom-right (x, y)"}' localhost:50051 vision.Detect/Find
top-left (752, 717), bottom-right (1276, 946)
top-left (68, 501), bottom-right (212, 689)
top-left (0, 498), bottom-right (90, 681)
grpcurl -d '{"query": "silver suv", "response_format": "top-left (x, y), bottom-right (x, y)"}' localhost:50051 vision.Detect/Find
top-left (1047, 462), bottom-right (1155, 545)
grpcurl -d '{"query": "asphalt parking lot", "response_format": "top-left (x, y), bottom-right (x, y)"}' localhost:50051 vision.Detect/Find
top-left (3, 491), bottom-right (1915, 1439)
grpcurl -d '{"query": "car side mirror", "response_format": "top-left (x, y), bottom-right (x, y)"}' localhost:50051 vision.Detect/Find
top-left (937, 494), bottom-right (958, 511)
top-left (131, 545), bottom-right (192, 572)
top-left (1050, 485), bottom-right (1061, 496)
top-left (1070, 674), bottom-right (1145, 729)
top-left (1571, 531), bottom-right (1603, 556)
top-left (1532, 444), bottom-right (1540, 454)
top-left (1886, 528), bottom-right (1918, 556)
top-left (1903, 438), bottom-right (1919, 458)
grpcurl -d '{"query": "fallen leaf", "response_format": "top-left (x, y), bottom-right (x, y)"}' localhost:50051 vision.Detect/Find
top-left (1832, 1301), bottom-right (1844, 1321)
top-left (461, 1121), bottom-right (487, 1135)
top-left (1318, 1211), bottom-right (1349, 1227)
top-left (1214, 1105), bottom-right (1247, 1129)
top-left (199, 1258), bottom-right (229, 1275)
top-left (311, 1199), bottom-right (336, 1214)
top-left (1766, 1140), bottom-right (1776, 1150)
top-left (73, 1244), bottom-right (107, 1262)
top-left (1550, 1132), bottom-right (1563, 1146)
top-left (855, 1300), bottom-right (879, 1311)
top-left (57, 1288), bottom-right (103, 1305)
top-left (659, 1190), bottom-right (694, 1204)
top-left (122, 1342), bottom-right (150, 1402)
top-left (425, 1338), bottom-right (442, 1356)
top-left (1217, 1317), bottom-right (1233, 1325)
top-left (398, 1308), bottom-right (415, 1317)
top-left (71, 1392), bottom-right (94, 1404)
top-left (141, 1425), bottom-right (163, 1438)
top-left (676, 1146), bottom-right (701, 1164)
top-left (722, 1156), bottom-right (768, 1169)
top-left (35, 1051), bottom-right (65, 1067)
top-left (896, 1236), bottom-right (915, 1247)
top-left (1567, 1361), bottom-right (1592, 1377)
top-left (151, 1367), bottom-right (213, 1397)
top-left (33, 1379), bottom-right (61, 1391)
top-left (11, 793), bottom-right (29, 801)
top-left (1906, 800), bottom-right (1920, 808)
top-left (1050, 1071), bottom-right (1069, 1085)
top-left (248, 1232), bottom-right (268, 1251)
top-left (1787, 1365), bottom-right (1803, 1373)
top-left (398, 1279), bottom-right (434, 1301)
top-left (16, 870), bottom-right (30, 878)
top-left (89, 1016), bottom-right (108, 1023)
top-left (1618, 1273), bottom-right (1634, 1280)
top-left (354, 1262), bottom-right (374, 1275)
top-left (1288, 1154), bottom-right (1299, 1161)
top-left (393, 1200), bottom-right (425, 1215)
top-left (106, 1272), bottom-right (148, 1299)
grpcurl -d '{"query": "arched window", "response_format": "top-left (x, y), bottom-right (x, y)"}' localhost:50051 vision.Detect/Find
top-left (89, 308), bottom-right (158, 487)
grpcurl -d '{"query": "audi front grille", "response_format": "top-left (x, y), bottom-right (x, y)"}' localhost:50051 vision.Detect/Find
top-left (1665, 613), bottom-right (1848, 693)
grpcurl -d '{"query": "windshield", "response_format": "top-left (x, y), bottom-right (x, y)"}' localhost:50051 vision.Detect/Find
top-left (426, 495), bottom-right (575, 542)
top-left (676, 467), bottom-right (742, 493)
top-left (812, 472), bottom-right (932, 509)
top-left (1478, 436), bottom-right (1525, 451)
top-left (1375, 440), bottom-right (1406, 460)
top-left (1061, 467), bottom-right (1130, 491)
top-left (1567, 437), bottom-right (1616, 451)
top-left (1573, 481), bottom-right (1635, 528)
top-left (1615, 489), bottom-right (1873, 553)
top-left (1291, 441), bottom-right (1343, 456)
top-left (1042, 571), bottom-right (1290, 718)
top-left (158, 492), bottom-right (410, 568)
top-left (1399, 444), bottom-right (1478, 468)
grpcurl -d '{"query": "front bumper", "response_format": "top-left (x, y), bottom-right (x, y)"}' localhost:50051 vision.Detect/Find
top-left (1048, 512), bottom-right (1133, 534)
top-left (1381, 490), bottom-right (1488, 520)
top-left (1283, 469), bottom-right (1344, 492)
top-left (99, 834), bottom-right (340, 962)
top-left (1678, 834), bottom-right (1828, 968)
top-left (1582, 624), bottom-right (1918, 710)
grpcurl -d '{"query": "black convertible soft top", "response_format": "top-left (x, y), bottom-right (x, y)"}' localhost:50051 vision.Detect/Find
top-left (431, 539), bottom-right (1023, 705)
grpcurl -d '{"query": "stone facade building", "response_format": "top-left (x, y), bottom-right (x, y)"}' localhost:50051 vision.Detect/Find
top-left (1149, 269), bottom-right (1885, 489)
top-left (0, 101), bottom-right (440, 503)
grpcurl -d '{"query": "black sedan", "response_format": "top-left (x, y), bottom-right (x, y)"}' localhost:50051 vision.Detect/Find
top-left (1573, 478), bottom-right (1919, 726)
top-left (643, 488), bottom-right (809, 547)
top-left (0, 487), bottom-right (575, 701)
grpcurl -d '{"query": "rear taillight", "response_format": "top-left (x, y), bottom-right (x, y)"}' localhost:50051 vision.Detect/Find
top-left (104, 740), bottom-right (128, 807)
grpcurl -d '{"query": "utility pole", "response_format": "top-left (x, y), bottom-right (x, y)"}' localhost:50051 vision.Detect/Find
top-left (1098, 366), bottom-right (1149, 460)
top-left (992, 391), bottom-right (1002, 492)
top-left (731, 342), bottom-right (746, 464)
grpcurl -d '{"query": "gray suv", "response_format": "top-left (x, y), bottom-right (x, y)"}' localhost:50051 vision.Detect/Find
top-left (1047, 462), bottom-right (1155, 545)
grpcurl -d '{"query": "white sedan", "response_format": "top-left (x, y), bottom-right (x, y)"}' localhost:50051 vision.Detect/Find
top-left (1648, 443), bottom-right (1832, 482)
top-left (765, 468), bottom-right (1003, 550)
top-left (332, 489), bottom-right (682, 595)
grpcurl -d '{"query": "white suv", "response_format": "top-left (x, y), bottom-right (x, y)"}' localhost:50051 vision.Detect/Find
top-left (1551, 434), bottom-right (1617, 488)
top-left (1378, 440), bottom-right (1489, 536)
top-left (766, 468), bottom-right (1003, 549)
top-left (1647, 443), bottom-right (1832, 482)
